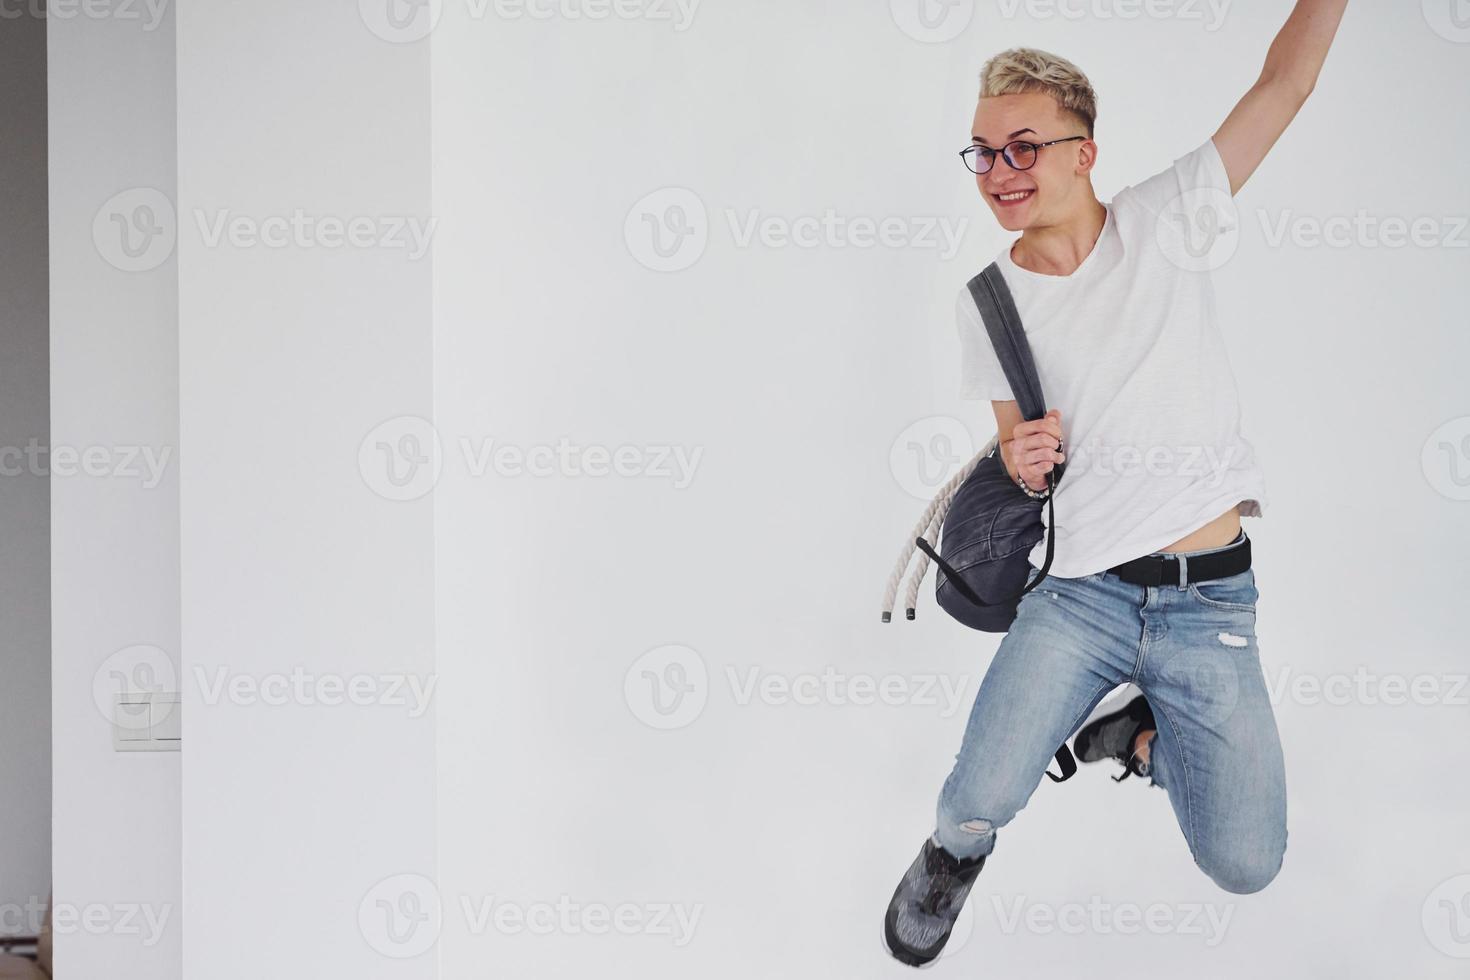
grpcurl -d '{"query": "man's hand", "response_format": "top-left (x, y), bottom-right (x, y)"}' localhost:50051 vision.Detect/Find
top-left (1003, 408), bottom-right (1065, 492)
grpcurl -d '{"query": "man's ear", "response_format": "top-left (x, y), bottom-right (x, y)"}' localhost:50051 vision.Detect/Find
top-left (1075, 138), bottom-right (1099, 176)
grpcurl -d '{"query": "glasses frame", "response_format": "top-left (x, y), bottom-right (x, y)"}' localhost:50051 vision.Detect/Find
top-left (960, 135), bottom-right (1087, 175)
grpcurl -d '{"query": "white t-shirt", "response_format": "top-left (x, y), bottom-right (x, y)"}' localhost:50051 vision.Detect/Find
top-left (956, 137), bottom-right (1266, 579)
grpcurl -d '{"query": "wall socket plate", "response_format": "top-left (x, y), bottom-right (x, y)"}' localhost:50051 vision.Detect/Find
top-left (113, 691), bottom-right (181, 751)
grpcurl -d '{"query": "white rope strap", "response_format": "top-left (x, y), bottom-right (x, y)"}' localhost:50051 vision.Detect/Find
top-left (881, 436), bottom-right (997, 621)
top-left (905, 505), bottom-right (951, 616)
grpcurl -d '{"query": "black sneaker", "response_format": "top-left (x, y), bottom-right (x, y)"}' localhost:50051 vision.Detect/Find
top-left (883, 836), bottom-right (986, 967)
top-left (1072, 693), bottom-right (1156, 781)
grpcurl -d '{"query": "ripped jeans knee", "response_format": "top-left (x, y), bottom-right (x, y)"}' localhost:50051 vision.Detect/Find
top-left (935, 782), bottom-right (1019, 861)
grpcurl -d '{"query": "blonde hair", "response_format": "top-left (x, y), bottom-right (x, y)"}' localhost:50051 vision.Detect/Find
top-left (980, 47), bottom-right (1098, 137)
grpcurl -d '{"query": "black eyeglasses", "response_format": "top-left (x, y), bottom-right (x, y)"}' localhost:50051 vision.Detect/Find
top-left (960, 136), bottom-right (1087, 175)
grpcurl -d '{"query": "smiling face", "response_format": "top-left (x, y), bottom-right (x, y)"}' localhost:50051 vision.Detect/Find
top-left (969, 90), bottom-right (1097, 232)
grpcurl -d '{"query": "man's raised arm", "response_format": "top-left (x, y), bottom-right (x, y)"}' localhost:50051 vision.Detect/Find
top-left (1213, 0), bottom-right (1349, 197)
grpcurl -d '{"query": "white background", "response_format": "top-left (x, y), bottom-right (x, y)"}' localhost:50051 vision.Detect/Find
top-left (431, 2), bottom-right (1469, 978)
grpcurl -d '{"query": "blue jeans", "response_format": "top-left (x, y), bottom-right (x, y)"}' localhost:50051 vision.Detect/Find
top-left (934, 531), bottom-right (1288, 894)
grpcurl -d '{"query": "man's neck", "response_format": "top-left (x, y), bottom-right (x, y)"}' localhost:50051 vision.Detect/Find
top-left (1009, 197), bottom-right (1108, 277)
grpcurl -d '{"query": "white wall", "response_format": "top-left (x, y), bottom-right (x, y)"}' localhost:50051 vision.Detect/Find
top-left (0, 4), bottom-right (52, 935)
top-left (175, 2), bottom-right (437, 977)
top-left (430, 4), bottom-right (1470, 978)
top-left (47, 3), bottom-right (181, 977)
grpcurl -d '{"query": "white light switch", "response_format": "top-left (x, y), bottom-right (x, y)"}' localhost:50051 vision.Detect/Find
top-left (113, 692), bottom-right (182, 751)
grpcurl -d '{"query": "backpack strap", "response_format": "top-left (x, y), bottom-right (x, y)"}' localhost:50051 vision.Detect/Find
top-left (966, 263), bottom-right (1049, 425)
top-left (964, 261), bottom-right (1075, 780)
top-left (963, 261), bottom-right (1064, 580)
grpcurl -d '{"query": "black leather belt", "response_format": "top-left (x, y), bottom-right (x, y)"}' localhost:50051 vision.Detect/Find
top-left (1105, 534), bottom-right (1251, 587)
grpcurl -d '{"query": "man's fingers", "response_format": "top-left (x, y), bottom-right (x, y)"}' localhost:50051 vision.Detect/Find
top-left (1022, 447), bottom-right (1064, 468)
top-left (1014, 417), bottom-right (1063, 442)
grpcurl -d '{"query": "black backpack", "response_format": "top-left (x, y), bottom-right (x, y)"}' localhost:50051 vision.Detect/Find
top-left (882, 261), bottom-right (1075, 782)
top-left (882, 261), bottom-right (1065, 632)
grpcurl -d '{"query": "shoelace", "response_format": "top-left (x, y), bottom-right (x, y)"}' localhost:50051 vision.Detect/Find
top-left (916, 846), bottom-right (980, 917)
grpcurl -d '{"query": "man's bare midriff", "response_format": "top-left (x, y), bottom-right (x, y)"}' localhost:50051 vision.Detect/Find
top-left (1157, 504), bottom-right (1242, 554)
